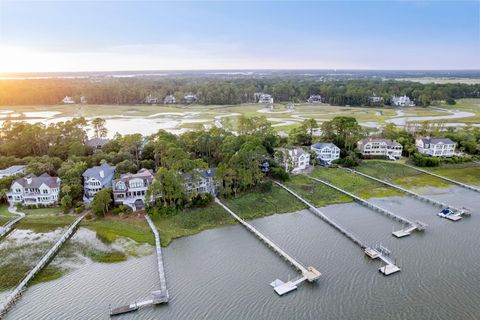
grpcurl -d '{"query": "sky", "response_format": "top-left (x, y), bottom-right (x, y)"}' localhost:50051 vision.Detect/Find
top-left (0, 1), bottom-right (479, 72)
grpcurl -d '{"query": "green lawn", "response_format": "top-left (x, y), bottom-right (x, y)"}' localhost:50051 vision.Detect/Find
top-left (16, 215), bottom-right (76, 233)
top-left (22, 207), bottom-right (64, 215)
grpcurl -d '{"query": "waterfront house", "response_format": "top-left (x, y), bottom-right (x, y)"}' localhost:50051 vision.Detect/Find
top-left (164, 95), bottom-right (176, 104)
top-left (83, 163), bottom-right (115, 203)
top-left (369, 95), bottom-right (384, 105)
top-left (62, 96), bottom-right (75, 104)
top-left (415, 138), bottom-right (456, 157)
top-left (183, 168), bottom-right (218, 196)
top-left (80, 96), bottom-right (88, 104)
top-left (391, 95), bottom-right (415, 107)
top-left (307, 94), bottom-right (322, 104)
top-left (275, 148), bottom-right (310, 173)
top-left (358, 138), bottom-right (403, 160)
top-left (310, 143), bottom-right (341, 165)
top-left (183, 94), bottom-right (198, 104)
top-left (112, 168), bottom-right (154, 211)
top-left (145, 94), bottom-right (159, 104)
top-left (7, 173), bottom-right (61, 207)
top-left (86, 138), bottom-right (110, 152)
top-left (257, 93), bottom-right (274, 104)
top-left (0, 165), bottom-right (26, 179)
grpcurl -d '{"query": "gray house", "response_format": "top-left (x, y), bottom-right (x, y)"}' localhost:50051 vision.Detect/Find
top-left (7, 173), bottom-right (61, 206)
top-left (83, 163), bottom-right (115, 203)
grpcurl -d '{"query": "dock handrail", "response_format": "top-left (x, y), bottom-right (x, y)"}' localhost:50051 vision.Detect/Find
top-left (145, 215), bottom-right (169, 302)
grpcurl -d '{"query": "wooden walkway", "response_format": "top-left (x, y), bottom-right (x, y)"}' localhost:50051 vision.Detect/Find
top-left (307, 176), bottom-right (426, 237)
top-left (0, 207), bottom-right (25, 239)
top-left (0, 214), bottom-right (85, 318)
top-left (402, 163), bottom-right (480, 194)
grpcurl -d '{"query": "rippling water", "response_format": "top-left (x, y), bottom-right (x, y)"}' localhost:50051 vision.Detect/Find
top-left (5, 186), bottom-right (480, 320)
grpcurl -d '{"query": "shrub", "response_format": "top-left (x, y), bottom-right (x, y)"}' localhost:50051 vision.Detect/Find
top-left (258, 180), bottom-right (273, 192)
top-left (74, 205), bottom-right (84, 214)
top-left (269, 167), bottom-right (290, 181)
top-left (191, 193), bottom-right (214, 208)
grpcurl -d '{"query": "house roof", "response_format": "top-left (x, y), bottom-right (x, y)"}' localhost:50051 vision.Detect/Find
top-left (182, 168), bottom-right (216, 181)
top-left (113, 168), bottom-right (154, 185)
top-left (311, 143), bottom-right (338, 150)
top-left (419, 138), bottom-right (456, 145)
top-left (83, 163), bottom-right (115, 185)
top-left (278, 148), bottom-right (309, 157)
top-left (86, 138), bottom-right (109, 147)
top-left (359, 138), bottom-right (401, 147)
top-left (13, 173), bottom-right (60, 189)
top-left (0, 165), bottom-right (25, 175)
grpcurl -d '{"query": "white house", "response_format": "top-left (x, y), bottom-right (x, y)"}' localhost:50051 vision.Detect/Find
top-left (415, 138), bottom-right (456, 157)
top-left (310, 143), bottom-right (340, 165)
top-left (275, 148), bottom-right (310, 173)
top-left (80, 96), bottom-right (88, 104)
top-left (112, 168), bottom-right (154, 211)
top-left (183, 94), bottom-right (198, 104)
top-left (7, 173), bottom-right (61, 207)
top-left (307, 94), bottom-right (322, 104)
top-left (164, 95), bottom-right (176, 104)
top-left (183, 168), bottom-right (218, 196)
top-left (369, 95), bottom-right (384, 104)
top-left (62, 96), bottom-right (75, 104)
top-left (392, 95), bottom-right (415, 107)
top-left (145, 95), bottom-right (158, 104)
top-left (0, 165), bottom-right (26, 179)
top-left (258, 93), bottom-right (274, 104)
top-left (358, 138), bottom-right (403, 160)
top-left (83, 163), bottom-right (115, 202)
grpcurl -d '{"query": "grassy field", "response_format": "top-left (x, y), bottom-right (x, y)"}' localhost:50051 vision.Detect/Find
top-left (22, 207), bottom-right (64, 215)
top-left (434, 98), bottom-right (480, 124)
top-left (16, 215), bottom-right (76, 233)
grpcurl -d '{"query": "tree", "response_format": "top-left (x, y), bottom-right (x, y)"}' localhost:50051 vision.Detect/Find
top-left (91, 187), bottom-right (113, 217)
top-left (91, 118), bottom-right (108, 138)
top-left (147, 168), bottom-right (185, 208)
top-left (61, 195), bottom-right (72, 213)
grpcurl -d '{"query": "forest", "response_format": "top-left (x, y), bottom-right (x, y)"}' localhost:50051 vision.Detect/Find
top-left (1, 76), bottom-right (479, 107)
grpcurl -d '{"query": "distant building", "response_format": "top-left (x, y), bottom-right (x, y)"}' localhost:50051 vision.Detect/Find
top-left (182, 168), bottom-right (218, 196)
top-left (275, 148), bottom-right (310, 173)
top-left (7, 173), bottom-right (61, 207)
top-left (0, 165), bottom-right (26, 179)
top-left (164, 95), bottom-right (176, 104)
top-left (391, 95), bottom-right (415, 107)
top-left (62, 96), bottom-right (75, 104)
top-left (80, 96), bottom-right (88, 104)
top-left (369, 95), bottom-right (384, 104)
top-left (310, 143), bottom-right (340, 165)
top-left (112, 168), bottom-right (154, 211)
top-left (358, 138), bottom-right (403, 160)
top-left (86, 138), bottom-right (109, 152)
top-left (183, 94), bottom-right (198, 104)
top-left (83, 163), bottom-right (115, 203)
top-left (307, 94), bottom-right (322, 104)
top-left (415, 138), bottom-right (456, 157)
top-left (145, 95), bottom-right (159, 104)
top-left (257, 93), bottom-right (274, 104)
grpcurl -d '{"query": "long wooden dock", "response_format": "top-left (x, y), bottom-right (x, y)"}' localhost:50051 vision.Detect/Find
top-left (215, 198), bottom-right (321, 295)
top-left (274, 182), bottom-right (401, 275)
top-left (402, 163), bottom-right (480, 193)
top-left (0, 207), bottom-right (25, 239)
top-left (346, 168), bottom-right (471, 220)
top-left (0, 214), bottom-right (85, 318)
top-left (110, 215), bottom-right (168, 316)
top-left (307, 176), bottom-right (426, 238)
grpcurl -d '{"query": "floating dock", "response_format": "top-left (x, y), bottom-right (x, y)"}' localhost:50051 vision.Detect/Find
top-left (307, 176), bottom-right (426, 238)
top-left (402, 163), bottom-right (480, 194)
top-left (215, 198), bottom-right (321, 296)
top-left (0, 207), bottom-right (25, 239)
top-left (110, 215), bottom-right (168, 316)
top-left (0, 214), bottom-right (85, 318)
top-left (274, 182), bottom-right (400, 276)
top-left (345, 168), bottom-right (471, 221)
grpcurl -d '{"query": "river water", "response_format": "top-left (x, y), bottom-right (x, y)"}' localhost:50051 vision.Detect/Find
top-left (4, 185), bottom-right (480, 320)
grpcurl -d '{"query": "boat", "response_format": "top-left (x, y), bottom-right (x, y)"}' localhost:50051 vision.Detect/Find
top-left (438, 209), bottom-right (461, 221)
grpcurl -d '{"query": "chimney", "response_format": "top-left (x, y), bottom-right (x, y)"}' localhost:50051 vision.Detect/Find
top-left (26, 176), bottom-right (32, 185)
top-left (100, 170), bottom-right (105, 178)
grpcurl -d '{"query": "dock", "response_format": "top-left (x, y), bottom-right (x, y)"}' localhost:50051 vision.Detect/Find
top-left (0, 207), bottom-right (25, 239)
top-left (402, 163), bottom-right (480, 194)
top-left (345, 168), bottom-right (471, 221)
top-left (307, 176), bottom-right (426, 238)
top-left (215, 198), bottom-right (321, 296)
top-left (110, 215), bottom-right (168, 316)
top-left (0, 214), bottom-right (85, 318)
top-left (274, 182), bottom-right (400, 276)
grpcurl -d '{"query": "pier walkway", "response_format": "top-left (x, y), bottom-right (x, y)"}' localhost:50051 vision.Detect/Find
top-left (345, 168), bottom-right (471, 221)
top-left (215, 198), bottom-right (321, 295)
top-left (0, 207), bottom-right (25, 239)
top-left (0, 214), bottom-right (85, 318)
top-left (307, 176), bottom-right (426, 238)
top-left (402, 164), bottom-right (480, 194)
top-left (274, 182), bottom-right (400, 275)
top-left (110, 215), bottom-right (169, 316)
